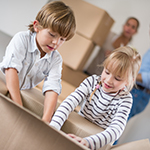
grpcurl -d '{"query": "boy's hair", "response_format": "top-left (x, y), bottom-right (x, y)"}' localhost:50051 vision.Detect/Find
top-left (28, 1), bottom-right (76, 40)
top-left (103, 46), bottom-right (141, 92)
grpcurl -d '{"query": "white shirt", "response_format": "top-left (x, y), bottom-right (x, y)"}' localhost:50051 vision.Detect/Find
top-left (0, 31), bottom-right (62, 95)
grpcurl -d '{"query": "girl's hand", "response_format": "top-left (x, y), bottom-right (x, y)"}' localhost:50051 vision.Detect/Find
top-left (68, 134), bottom-right (89, 148)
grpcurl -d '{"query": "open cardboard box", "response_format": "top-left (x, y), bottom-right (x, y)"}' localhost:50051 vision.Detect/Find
top-left (1, 72), bottom-right (150, 150)
top-left (58, 33), bottom-right (94, 71)
top-left (62, 0), bottom-right (114, 46)
top-left (0, 93), bottom-right (89, 150)
top-left (36, 79), bottom-right (80, 112)
top-left (1, 92), bottom-right (149, 150)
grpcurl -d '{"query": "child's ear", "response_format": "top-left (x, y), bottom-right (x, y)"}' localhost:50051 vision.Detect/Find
top-left (33, 20), bottom-right (40, 32)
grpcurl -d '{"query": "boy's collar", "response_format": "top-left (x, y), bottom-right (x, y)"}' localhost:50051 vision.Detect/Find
top-left (28, 32), bottom-right (38, 53)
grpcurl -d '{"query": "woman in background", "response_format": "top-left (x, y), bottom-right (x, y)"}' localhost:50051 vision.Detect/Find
top-left (86, 17), bottom-right (140, 76)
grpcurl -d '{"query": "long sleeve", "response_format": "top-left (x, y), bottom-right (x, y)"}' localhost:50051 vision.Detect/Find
top-left (83, 95), bottom-right (132, 149)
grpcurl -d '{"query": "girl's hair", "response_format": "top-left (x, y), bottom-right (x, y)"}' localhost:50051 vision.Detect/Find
top-left (103, 46), bottom-right (141, 92)
top-left (28, 1), bottom-right (76, 41)
top-left (89, 46), bottom-right (141, 102)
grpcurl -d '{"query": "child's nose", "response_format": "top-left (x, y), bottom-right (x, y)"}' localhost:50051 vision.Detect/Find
top-left (53, 37), bottom-right (61, 45)
top-left (107, 76), bottom-right (113, 83)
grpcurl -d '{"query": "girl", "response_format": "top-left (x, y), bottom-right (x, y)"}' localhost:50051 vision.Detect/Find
top-left (50, 46), bottom-right (141, 150)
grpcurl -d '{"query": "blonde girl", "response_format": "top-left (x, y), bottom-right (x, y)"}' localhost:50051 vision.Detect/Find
top-left (50, 46), bottom-right (141, 150)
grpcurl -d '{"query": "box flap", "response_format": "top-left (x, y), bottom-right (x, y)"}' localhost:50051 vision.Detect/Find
top-left (0, 93), bottom-right (89, 150)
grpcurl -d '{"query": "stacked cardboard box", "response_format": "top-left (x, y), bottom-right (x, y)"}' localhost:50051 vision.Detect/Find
top-left (60, 0), bottom-right (114, 72)
top-left (62, 0), bottom-right (114, 47)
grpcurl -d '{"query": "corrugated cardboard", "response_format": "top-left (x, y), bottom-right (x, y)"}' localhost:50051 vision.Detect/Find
top-left (62, 64), bottom-right (88, 87)
top-left (58, 33), bottom-right (94, 71)
top-left (110, 139), bottom-right (150, 150)
top-left (62, 0), bottom-right (114, 46)
top-left (0, 93), bottom-right (89, 150)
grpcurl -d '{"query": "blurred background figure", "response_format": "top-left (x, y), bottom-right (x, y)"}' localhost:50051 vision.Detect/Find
top-left (85, 17), bottom-right (140, 76)
top-left (128, 48), bottom-right (150, 120)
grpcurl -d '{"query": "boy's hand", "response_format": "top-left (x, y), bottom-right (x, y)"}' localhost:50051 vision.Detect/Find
top-left (67, 134), bottom-right (89, 148)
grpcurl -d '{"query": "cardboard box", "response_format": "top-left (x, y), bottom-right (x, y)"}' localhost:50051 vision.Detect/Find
top-left (58, 33), bottom-right (94, 71)
top-left (59, 80), bottom-right (81, 112)
top-left (62, 0), bottom-right (114, 46)
top-left (35, 79), bottom-right (76, 103)
top-left (61, 111), bottom-right (112, 150)
top-left (59, 80), bottom-right (76, 101)
top-left (1, 80), bottom-right (150, 150)
top-left (36, 79), bottom-right (80, 112)
top-left (110, 139), bottom-right (150, 150)
top-left (21, 88), bottom-right (45, 118)
top-left (0, 78), bottom-right (7, 96)
top-left (62, 64), bottom-right (88, 87)
top-left (0, 75), bottom-right (59, 118)
top-left (0, 93), bottom-right (89, 150)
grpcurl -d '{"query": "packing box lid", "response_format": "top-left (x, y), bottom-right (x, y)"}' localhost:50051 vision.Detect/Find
top-left (0, 93), bottom-right (89, 150)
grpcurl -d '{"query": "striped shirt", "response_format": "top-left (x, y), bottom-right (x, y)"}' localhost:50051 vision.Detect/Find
top-left (50, 75), bottom-right (132, 150)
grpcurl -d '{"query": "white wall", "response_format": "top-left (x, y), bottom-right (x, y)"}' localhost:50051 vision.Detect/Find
top-left (0, 0), bottom-right (47, 36)
top-left (0, 0), bottom-right (150, 145)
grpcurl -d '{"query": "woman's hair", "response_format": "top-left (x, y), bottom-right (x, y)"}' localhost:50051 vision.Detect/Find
top-left (103, 46), bottom-right (141, 92)
top-left (28, 1), bottom-right (76, 40)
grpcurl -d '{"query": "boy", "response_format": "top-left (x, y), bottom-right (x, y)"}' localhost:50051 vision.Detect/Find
top-left (0, 1), bottom-right (76, 123)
